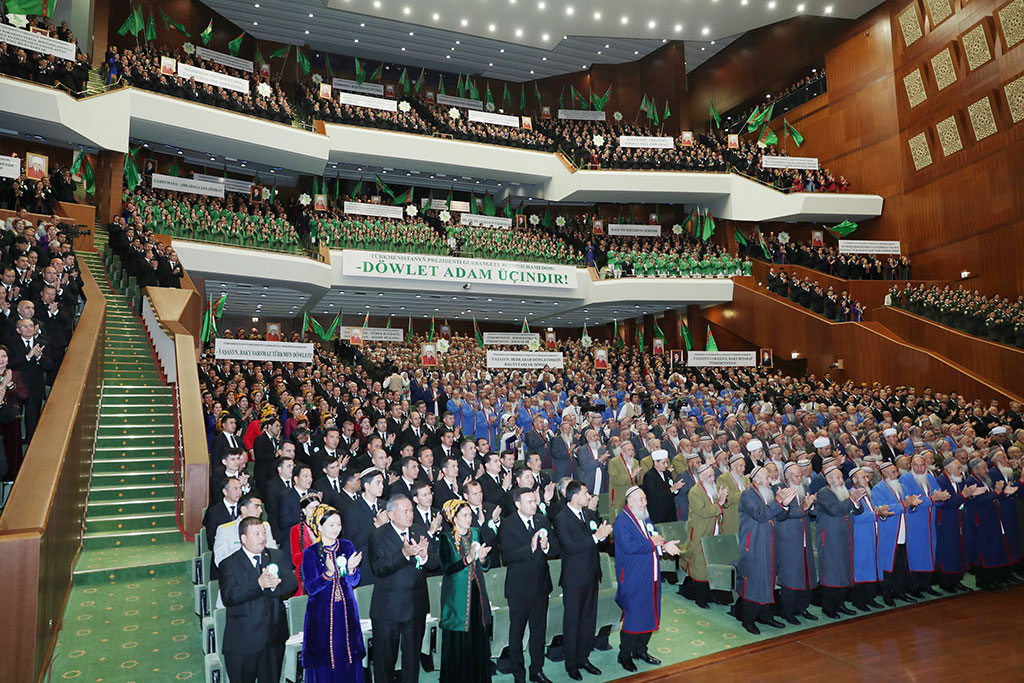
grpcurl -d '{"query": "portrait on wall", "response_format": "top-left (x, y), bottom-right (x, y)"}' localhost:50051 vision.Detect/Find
top-left (160, 56), bottom-right (177, 76)
top-left (540, 106), bottom-right (552, 119)
top-left (421, 342), bottom-right (438, 366)
top-left (649, 212), bottom-right (659, 225)
top-left (25, 153), bottom-right (47, 180)
top-left (521, 116), bottom-right (532, 129)
top-left (681, 131), bottom-right (694, 147)
top-left (425, 90), bottom-right (436, 104)
top-left (811, 230), bottom-right (824, 247)
top-left (385, 84), bottom-right (396, 98)
top-left (546, 331), bottom-right (556, 349)
top-left (515, 214), bottom-right (527, 228)
top-left (727, 134), bottom-right (740, 149)
top-left (439, 324), bottom-right (452, 340)
top-left (265, 322), bottom-right (281, 341)
top-left (653, 337), bottom-right (665, 355)
top-left (594, 347), bottom-right (609, 369)
top-left (760, 348), bottom-right (774, 367)
top-left (370, 195), bottom-right (382, 205)
top-left (592, 218), bottom-right (604, 235)
top-left (260, 63), bottom-right (271, 77)
top-left (314, 194), bottom-right (328, 211)
top-left (670, 349), bottom-right (684, 367)
top-left (250, 185), bottom-right (264, 204)
top-left (318, 83), bottom-right (332, 99)
top-left (349, 327), bottom-right (364, 347)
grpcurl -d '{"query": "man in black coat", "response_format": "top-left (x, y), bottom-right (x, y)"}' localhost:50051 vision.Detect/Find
top-left (251, 417), bottom-right (282, 485)
top-left (219, 516), bottom-right (297, 683)
top-left (554, 480), bottom-right (612, 680)
top-left (8, 319), bottom-right (52, 442)
top-left (342, 468), bottom-right (389, 585)
top-left (499, 487), bottom-right (560, 683)
top-left (641, 450), bottom-right (683, 524)
top-left (368, 495), bottom-right (439, 683)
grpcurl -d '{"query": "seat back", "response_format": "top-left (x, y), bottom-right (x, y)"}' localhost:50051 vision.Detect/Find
top-left (702, 533), bottom-right (740, 591)
top-left (286, 594), bottom-right (308, 637)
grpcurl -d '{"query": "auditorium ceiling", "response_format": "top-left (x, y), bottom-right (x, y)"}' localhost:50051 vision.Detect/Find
top-left (201, 0), bottom-right (881, 80)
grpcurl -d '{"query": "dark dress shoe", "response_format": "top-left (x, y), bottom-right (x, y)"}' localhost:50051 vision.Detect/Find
top-left (743, 622), bottom-right (761, 635)
top-left (636, 653), bottom-right (661, 665)
top-left (695, 599), bottom-right (710, 609)
top-left (866, 599), bottom-right (883, 609)
top-left (759, 617), bottom-right (785, 629)
top-left (883, 596), bottom-right (895, 607)
top-left (898, 594), bottom-right (918, 604)
top-left (953, 582), bottom-right (970, 592)
top-left (579, 662), bottom-right (601, 675)
top-left (799, 610), bottom-right (818, 621)
top-left (530, 673), bottom-right (553, 683)
top-left (784, 614), bottom-right (800, 625)
top-left (617, 655), bottom-right (637, 673)
top-left (853, 603), bottom-right (871, 613)
top-left (823, 610), bottom-right (839, 619)
top-left (837, 606), bottom-right (856, 616)
top-left (565, 668), bottom-right (583, 681)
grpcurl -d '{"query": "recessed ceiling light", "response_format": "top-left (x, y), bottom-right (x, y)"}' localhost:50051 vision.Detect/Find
top-left (446, 54), bottom-right (450, 58)
top-left (353, 38), bottom-right (358, 42)
top-left (455, 39), bottom-right (461, 44)
top-left (515, 28), bottom-right (523, 36)
top-left (633, 50), bottom-right (639, 54)
top-left (768, 1), bottom-right (776, 8)
top-left (621, 15), bottom-right (629, 24)
top-left (648, 19), bottom-right (656, 28)
top-left (530, 69), bottom-right (535, 74)
top-left (824, 5), bottom-right (833, 13)
top-left (403, 6), bottom-right (411, 14)
top-left (253, 21), bottom-right (258, 25)
top-left (489, 23), bottom-right (496, 31)
top-left (409, 31), bottom-right (414, 35)
top-left (582, 64), bottom-right (587, 68)
top-left (711, 40), bottom-right (716, 44)
top-left (308, 12), bottom-right (314, 17)
top-left (542, 33), bottom-right (550, 41)
top-left (461, 18), bottom-right (469, 26)
top-left (538, 1), bottom-right (546, 8)
top-left (500, 48), bottom-right (505, 52)
top-left (401, 46), bottom-right (405, 51)
top-left (674, 23), bottom-right (683, 32)
top-left (304, 30), bottom-right (309, 34)
top-left (489, 61), bottom-right (493, 65)
top-left (702, 26), bottom-right (710, 35)
top-left (373, 0), bottom-right (380, 7)
top-left (253, 3), bottom-right (259, 7)
top-left (566, 6), bottom-right (574, 15)
top-left (542, 56), bottom-right (547, 60)
top-left (797, 3), bottom-right (805, 10)
top-left (432, 12), bottom-right (439, 20)
top-left (360, 22), bottom-right (365, 26)
top-left (597, 50), bottom-right (602, 54)
top-left (593, 11), bottom-right (601, 19)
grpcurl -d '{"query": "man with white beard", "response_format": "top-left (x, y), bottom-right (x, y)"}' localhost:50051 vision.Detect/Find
top-left (815, 466), bottom-right (866, 618)
top-left (734, 465), bottom-right (794, 634)
top-left (898, 453), bottom-right (949, 597)
top-left (964, 457), bottom-right (1017, 589)
top-left (985, 451), bottom-right (1022, 578)
top-left (850, 467), bottom-right (893, 612)
top-left (717, 453), bottom-right (749, 535)
top-left (575, 429), bottom-right (610, 496)
top-left (775, 462), bottom-right (818, 624)
top-left (672, 452), bottom-right (702, 522)
top-left (696, 435), bottom-right (715, 463)
top-left (872, 462), bottom-right (925, 605)
top-left (686, 463), bottom-right (728, 609)
top-left (934, 457), bottom-right (978, 592)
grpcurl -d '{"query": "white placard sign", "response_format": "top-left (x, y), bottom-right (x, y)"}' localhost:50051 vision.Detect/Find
top-left (760, 155), bottom-right (820, 170)
top-left (686, 351), bottom-right (758, 367)
top-left (177, 63), bottom-right (249, 94)
top-left (619, 136), bottom-right (675, 149)
top-left (151, 173), bottom-right (225, 198)
top-left (437, 94), bottom-right (484, 111)
top-left (557, 109), bottom-right (607, 121)
top-left (339, 91), bottom-right (397, 112)
top-left (342, 249), bottom-right (578, 289)
top-left (838, 240), bottom-right (902, 255)
top-left (460, 214), bottom-right (512, 229)
top-left (332, 78), bottom-right (385, 96)
top-left (193, 173), bottom-right (253, 195)
top-left (0, 23), bottom-right (76, 62)
top-left (343, 201), bottom-right (405, 219)
top-left (468, 110), bottom-right (519, 128)
top-left (215, 339), bottom-right (314, 363)
top-left (607, 224), bottom-right (662, 237)
top-left (421, 198), bottom-right (471, 213)
top-left (195, 46), bottom-right (254, 73)
top-left (486, 350), bottom-right (564, 369)
top-left (338, 326), bottom-right (405, 342)
top-left (483, 333), bottom-right (541, 346)
top-left (0, 156), bottom-right (21, 180)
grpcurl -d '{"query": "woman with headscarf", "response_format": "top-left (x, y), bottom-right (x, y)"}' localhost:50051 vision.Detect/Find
top-left (290, 496), bottom-right (326, 595)
top-left (438, 498), bottom-right (493, 683)
top-left (301, 505), bottom-right (365, 682)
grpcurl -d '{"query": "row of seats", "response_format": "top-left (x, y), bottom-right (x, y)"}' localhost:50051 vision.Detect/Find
top-left (101, 243), bottom-right (143, 313)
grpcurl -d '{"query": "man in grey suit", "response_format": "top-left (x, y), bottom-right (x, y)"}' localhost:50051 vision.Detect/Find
top-left (575, 429), bottom-right (610, 495)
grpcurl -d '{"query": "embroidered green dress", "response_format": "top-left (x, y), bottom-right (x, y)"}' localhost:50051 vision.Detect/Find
top-left (438, 527), bottom-right (493, 683)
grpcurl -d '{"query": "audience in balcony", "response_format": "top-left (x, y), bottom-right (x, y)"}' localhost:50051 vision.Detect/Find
top-left (765, 268), bottom-right (865, 322)
top-left (727, 69), bottom-right (827, 131)
top-left (447, 221), bottom-right (584, 265)
top-left (310, 213), bottom-right (447, 254)
top-left (747, 235), bottom-right (909, 280)
top-left (107, 215), bottom-right (185, 290)
top-left (889, 284), bottom-right (1024, 349)
top-left (108, 45), bottom-right (293, 124)
top-left (0, 16), bottom-right (90, 93)
top-left (701, 133), bottom-right (849, 193)
top-left (419, 103), bottom-right (557, 151)
top-left (298, 81), bottom-right (432, 135)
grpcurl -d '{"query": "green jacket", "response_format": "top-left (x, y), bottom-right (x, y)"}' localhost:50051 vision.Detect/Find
top-left (439, 528), bottom-right (492, 632)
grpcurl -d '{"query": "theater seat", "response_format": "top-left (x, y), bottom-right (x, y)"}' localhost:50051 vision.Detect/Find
top-left (703, 534), bottom-right (740, 592)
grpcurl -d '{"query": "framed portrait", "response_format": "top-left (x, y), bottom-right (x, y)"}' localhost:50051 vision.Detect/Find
top-left (681, 131), bottom-right (694, 147)
top-left (160, 56), bottom-right (177, 76)
top-left (439, 324), bottom-right (451, 340)
top-left (25, 152), bottom-right (47, 180)
top-left (30, 26), bottom-right (49, 35)
top-left (425, 90), bottom-right (436, 104)
top-left (649, 212), bottom-right (659, 225)
top-left (314, 194), bottom-right (328, 211)
top-left (669, 349), bottom-right (684, 367)
top-left (265, 322), bottom-right (281, 341)
top-left (385, 84), bottom-right (396, 98)
top-left (421, 342), bottom-right (438, 366)
top-left (540, 106), bottom-right (552, 119)
top-left (318, 83), bottom-right (332, 99)
top-left (370, 195), bottom-right (382, 205)
top-left (811, 230), bottom-right (824, 247)
top-left (545, 331), bottom-right (556, 349)
top-left (760, 348), bottom-right (774, 368)
top-left (250, 185), bottom-right (264, 204)
top-left (592, 218), bottom-right (604, 235)
top-left (260, 63), bottom-right (271, 77)
top-left (349, 327), bottom-right (364, 346)
top-left (727, 134), bottom-right (740, 149)
top-left (593, 347), bottom-right (609, 369)
top-left (653, 337), bottom-right (665, 355)
top-left (521, 116), bottom-right (532, 129)
top-left (515, 214), bottom-right (527, 228)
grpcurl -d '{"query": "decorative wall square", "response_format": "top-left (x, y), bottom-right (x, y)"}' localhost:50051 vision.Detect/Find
top-left (903, 69), bottom-right (928, 108)
top-left (998, 0), bottom-right (1024, 51)
top-left (926, 0), bottom-right (954, 26)
top-left (930, 48), bottom-right (958, 90)
top-left (935, 116), bottom-right (963, 156)
top-left (908, 132), bottom-right (933, 170)
top-left (961, 24), bottom-right (992, 71)
top-left (967, 96), bottom-right (998, 140)
top-left (899, 4), bottom-right (924, 46)
top-left (1006, 74), bottom-right (1024, 123)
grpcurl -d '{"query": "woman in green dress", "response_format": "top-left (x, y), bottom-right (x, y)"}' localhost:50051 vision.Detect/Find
top-left (438, 498), bottom-right (493, 683)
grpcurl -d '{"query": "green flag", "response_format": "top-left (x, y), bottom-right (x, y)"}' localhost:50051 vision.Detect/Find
top-left (680, 319), bottom-right (694, 351)
top-left (415, 67), bottom-right (425, 93)
top-left (255, 44), bottom-right (265, 68)
top-left (352, 177), bottom-right (363, 196)
top-left (303, 312), bottom-right (327, 341)
top-left (663, 100), bottom-right (671, 121)
top-left (369, 62), bottom-right (382, 82)
top-left (386, 316), bottom-right (392, 329)
top-left (269, 45), bottom-right (290, 59)
top-left (592, 86), bottom-right (612, 111)
top-left (6, 1), bottom-right (48, 14)
top-left (324, 312), bottom-right (343, 341)
top-left (637, 327), bottom-right (644, 353)
top-left (201, 296), bottom-right (216, 342)
top-left (542, 208), bottom-right (552, 228)
top-left (406, 316), bottom-right (414, 343)
top-left (398, 68), bottom-right (410, 94)
top-left (167, 160), bottom-right (179, 177)
top-left (756, 228), bottom-right (772, 260)
top-left (200, 19), bottom-right (213, 46)
top-left (485, 83), bottom-right (495, 109)
top-left (701, 210), bottom-right (716, 241)
top-left (483, 194), bottom-right (495, 216)
top-left (228, 32), bottom-right (245, 57)
top-left (354, 57), bottom-right (365, 84)
top-left (392, 187), bottom-right (413, 205)
top-left (456, 74), bottom-right (465, 98)
top-left (325, 54), bottom-right (333, 78)
top-left (706, 327), bottom-right (718, 352)
top-left (159, 8), bottom-right (190, 37)
top-left (758, 123), bottom-right (778, 146)
top-left (653, 320), bottom-right (666, 341)
top-left (571, 85), bottom-right (587, 109)
top-left (521, 318), bottom-right (530, 334)
top-left (746, 106), bottom-right (765, 133)
top-left (445, 185), bottom-right (453, 209)
top-left (502, 83), bottom-right (511, 110)
top-left (639, 94), bottom-right (649, 116)
top-left (375, 175), bottom-right (394, 198)
top-left (437, 75), bottom-right (445, 96)
top-left (613, 320), bottom-right (624, 349)
top-left (473, 317), bottom-right (484, 348)
top-left (468, 78), bottom-right (480, 100)
top-left (784, 119), bottom-right (804, 147)
top-left (520, 85), bottom-right (526, 111)
top-left (123, 147), bottom-right (141, 192)
top-left (296, 49), bottom-right (311, 75)
top-left (70, 150), bottom-right (94, 195)
top-left (428, 316), bottom-right (435, 342)
top-left (534, 82), bottom-right (543, 110)
top-left (710, 98), bottom-right (721, 128)
top-left (734, 227), bottom-right (748, 248)
top-left (503, 200), bottom-right (514, 219)
top-left (559, 86), bottom-right (567, 110)
top-left (827, 220), bottom-right (858, 238)
top-left (117, 6), bottom-right (144, 36)
top-left (145, 11), bottom-right (157, 41)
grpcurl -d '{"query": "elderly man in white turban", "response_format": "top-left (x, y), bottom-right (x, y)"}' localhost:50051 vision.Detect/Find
top-left (742, 438), bottom-right (766, 475)
top-left (686, 463), bottom-right (728, 609)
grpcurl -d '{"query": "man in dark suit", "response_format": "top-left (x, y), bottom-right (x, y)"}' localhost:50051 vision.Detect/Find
top-left (403, 412), bottom-right (429, 452)
top-left (342, 468), bottom-right (389, 585)
top-left (251, 417), bottom-right (282, 485)
top-left (554, 480), bottom-right (612, 680)
top-left (203, 477), bottom-right (243, 551)
top-left (209, 412), bottom-right (242, 466)
top-left (219, 516), bottom-right (298, 683)
top-left (271, 464), bottom-right (314, 555)
top-left (262, 456), bottom-right (294, 530)
top-left (524, 415), bottom-right (552, 468)
top-left (549, 421), bottom-right (577, 481)
top-left (499, 487), bottom-right (560, 683)
top-left (332, 468), bottom-right (363, 513)
top-left (368, 495), bottom-right (439, 683)
top-left (389, 456), bottom-right (422, 501)
top-left (434, 429), bottom-right (459, 470)
top-left (433, 456), bottom-right (462, 509)
top-left (641, 450), bottom-right (682, 524)
top-left (8, 319), bottom-right (52, 442)
top-left (312, 456), bottom-right (346, 510)
top-left (478, 452), bottom-right (512, 505)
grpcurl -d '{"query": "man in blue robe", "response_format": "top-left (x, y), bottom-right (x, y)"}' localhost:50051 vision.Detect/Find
top-left (872, 461), bottom-right (925, 605)
top-left (899, 453), bottom-right (949, 596)
top-left (613, 486), bottom-right (681, 673)
top-left (815, 465), bottom-right (866, 618)
top-left (988, 450), bottom-right (1022, 571)
top-left (850, 467), bottom-right (891, 611)
top-left (934, 457), bottom-right (976, 592)
top-left (775, 462), bottom-right (818, 624)
top-left (965, 458), bottom-right (1018, 589)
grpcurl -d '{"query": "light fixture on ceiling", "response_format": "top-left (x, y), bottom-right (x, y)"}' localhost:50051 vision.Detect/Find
top-left (648, 19), bottom-right (656, 28)
top-left (354, 38), bottom-right (359, 42)
top-left (489, 23), bottom-right (496, 31)
top-left (432, 12), bottom-right (439, 20)
top-left (675, 23), bottom-right (683, 32)
top-left (566, 6), bottom-right (574, 15)
top-left (409, 31), bottom-right (414, 35)
top-left (401, 47), bottom-right (405, 50)
top-left (824, 5), bottom-right (833, 13)
top-left (597, 50), bottom-right (602, 54)
top-left (768, 1), bottom-right (776, 8)
top-left (797, 3), bottom-right (805, 10)
top-left (515, 28), bottom-right (523, 36)
top-left (253, 21), bottom-right (258, 25)
top-left (462, 18), bottom-right (469, 26)
top-left (542, 56), bottom-right (547, 60)
top-left (500, 48), bottom-right (505, 52)
top-left (542, 33), bottom-right (550, 41)
top-left (308, 13), bottom-right (314, 18)
top-left (403, 6), bottom-right (411, 14)
top-left (373, 0), bottom-right (380, 7)
top-left (621, 15), bottom-right (629, 24)
top-left (530, 69), bottom-right (535, 73)
top-left (702, 26), bottom-right (710, 35)
top-left (304, 30), bottom-right (309, 34)
top-left (594, 11), bottom-right (601, 19)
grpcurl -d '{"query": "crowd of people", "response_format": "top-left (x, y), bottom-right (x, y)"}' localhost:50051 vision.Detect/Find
top-left (198, 326), bottom-right (1023, 681)
top-left (0, 210), bottom-right (84, 479)
top-left (764, 268), bottom-right (866, 322)
top-left (419, 103), bottom-right (558, 152)
top-left (106, 213), bottom-right (185, 289)
top-left (726, 69), bottom-right (827, 135)
top-left (0, 16), bottom-right (90, 93)
top-left (888, 284), bottom-right (1024, 348)
top-left (702, 132), bottom-right (850, 193)
top-left (104, 45), bottom-right (294, 124)
top-left (123, 184), bottom-right (303, 255)
top-left (749, 234), bottom-right (911, 280)
top-left (0, 161), bottom-right (79, 214)
top-left (604, 239), bottom-right (750, 279)
top-left (447, 222), bottom-right (585, 265)
top-left (298, 79), bottom-right (433, 135)
top-left (310, 213), bottom-right (447, 254)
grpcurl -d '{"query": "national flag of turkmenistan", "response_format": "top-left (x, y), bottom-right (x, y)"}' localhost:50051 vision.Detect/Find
top-left (785, 119), bottom-right (804, 147)
top-left (369, 62), bottom-right (382, 82)
top-left (653, 319), bottom-right (666, 341)
top-left (200, 19), bottom-right (213, 46)
top-left (406, 316), bottom-right (414, 342)
top-left (827, 220), bottom-right (858, 238)
top-left (7, 1), bottom-right (51, 16)
top-left (473, 316), bottom-right (484, 348)
top-left (354, 57), bottom-right (365, 84)
top-left (227, 32), bottom-right (245, 57)
top-left (706, 327), bottom-right (718, 352)
top-left (428, 316), bottom-right (435, 341)
top-left (637, 327), bottom-right (644, 353)
top-left (296, 49), bottom-right (311, 75)
top-left (521, 318), bottom-right (530, 334)
top-left (709, 98), bottom-right (721, 128)
top-left (745, 106), bottom-right (763, 133)
top-left (680, 319), bottom-right (694, 351)
top-left (324, 312), bottom-right (343, 340)
top-left (159, 8), bottom-right (190, 37)
top-left (392, 186), bottom-right (413, 205)
top-left (398, 68), bottom-right (410, 94)
top-left (362, 312), bottom-right (370, 327)
top-left (613, 320), bottom-right (624, 349)
top-left (386, 316), bottom-right (392, 328)
top-left (375, 175), bottom-right (394, 198)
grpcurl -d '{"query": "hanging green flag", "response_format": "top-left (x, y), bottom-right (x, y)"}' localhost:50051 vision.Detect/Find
top-left (428, 316), bottom-right (435, 342)
top-left (117, 6), bottom-right (144, 36)
top-left (386, 316), bottom-right (392, 329)
top-left (746, 106), bottom-right (764, 133)
top-left (438, 74), bottom-right (446, 96)
top-left (542, 208), bottom-right (552, 228)
top-left (354, 57), bottom-right (365, 83)
top-left (827, 220), bottom-right (858, 239)
top-left (503, 200), bottom-right (514, 219)
top-left (468, 78), bottom-right (480, 100)
top-left (592, 86), bottom-right (612, 111)
top-left (653, 320), bottom-right (666, 342)
top-left (312, 177), bottom-right (319, 196)
top-left (255, 44), bottom-right (266, 68)
top-left (663, 100), bottom-right (671, 120)
top-left (167, 160), bottom-right (179, 177)
top-left (581, 323), bottom-right (589, 343)
top-left (520, 85), bottom-right (526, 111)
top-left (503, 83), bottom-right (511, 110)
top-left (483, 194), bottom-right (496, 217)
top-left (352, 177), bottom-right (363, 196)
top-left (637, 327), bottom-right (644, 353)
top-left (614, 320), bottom-right (624, 349)
top-left (758, 123), bottom-right (778, 146)
top-left (521, 318), bottom-right (530, 334)
top-left (473, 317), bottom-right (484, 348)
top-left (375, 175), bottom-right (394, 198)
top-left (706, 327), bottom-right (718, 352)
top-left (756, 228), bottom-right (772, 260)
top-left (303, 312), bottom-right (327, 341)
top-left (70, 150), bottom-right (95, 196)
top-left (534, 82), bottom-right (543, 110)
top-left (456, 74), bottom-right (465, 98)
top-left (734, 227), bottom-right (748, 248)
top-left (369, 62), bottom-right (382, 82)
top-left (200, 19), bottom-right (213, 46)
top-left (639, 94), bottom-right (650, 115)
top-left (784, 119), bottom-right (804, 147)
top-left (6, 1), bottom-right (48, 16)
top-left (398, 68), bottom-right (410, 94)
top-left (415, 67), bottom-right (425, 93)
top-left (325, 54), bottom-right (333, 77)
top-left (159, 8), bottom-right (190, 37)
top-left (227, 32), bottom-right (245, 57)
top-left (702, 210), bottom-right (716, 241)
top-left (570, 85), bottom-right (586, 109)
top-left (406, 316), bottom-right (414, 343)
top-left (145, 11), bottom-right (157, 41)
top-left (324, 312), bottom-right (343, 341)
top-left (680, 319), bottom-right (694, 351)
top-left (485, 83), bottom-right (495, 109)
top-left (444, 185), bottom-right (454, 209)
top-left (296, 49), bottom-right (311, 75)
top-left (649, 99), bottom-right (660, 126)
top-left (559, 87), bottom-right (567, 110)
top-left (269, 45), bottom-right (290, 59)
top-left (123, 147), bottom-right (141, 191)
top-left (392, 186), bottom-right (413, 205)
top-left (201, 296), bottom-right (216, 342)
top-left (710, 98), bottom-right (721, 128)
